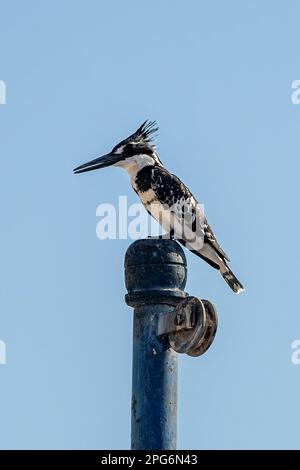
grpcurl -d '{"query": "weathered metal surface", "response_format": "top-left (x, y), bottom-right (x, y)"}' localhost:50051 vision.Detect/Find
top-left (131, 304), bottom-right (178, 450)
top-left (186, 299), bottom-right (218, 357)
top-left (157, 296), bottom-right (199, 337)
top-left (125, 239), bottom-right (187, 450)
top-left (124, 239), bottom-right (218, 449)
top-left (168, 297), bottom-right (218, 357)
top-left (125, 239), bottom-right (187, 308)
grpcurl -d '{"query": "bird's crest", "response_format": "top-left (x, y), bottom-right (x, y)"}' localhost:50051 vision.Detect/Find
top-left (113, 120), bottom-right (159, 152)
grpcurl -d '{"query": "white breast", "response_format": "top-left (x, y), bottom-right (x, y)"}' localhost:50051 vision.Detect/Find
top-left (115, 154), bottom-right (154, 178)
top-left (141, 195), bottom-right (204, 249)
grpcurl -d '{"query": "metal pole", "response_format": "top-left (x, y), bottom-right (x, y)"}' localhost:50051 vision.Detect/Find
top-left (125, 239), bottom-right (187, 450)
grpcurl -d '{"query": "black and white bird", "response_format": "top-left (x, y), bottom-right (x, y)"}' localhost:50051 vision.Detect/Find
top-left (74, 121), bottom-right (244, 294)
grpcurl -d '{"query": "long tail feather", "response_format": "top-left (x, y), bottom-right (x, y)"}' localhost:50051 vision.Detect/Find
top-left (179, 239), bottom-right (244, 294)
top-left (220, 265), bottom-right (244, 294)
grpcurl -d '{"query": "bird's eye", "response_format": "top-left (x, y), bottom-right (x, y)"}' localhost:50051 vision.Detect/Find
top-left (125, 143), bottom-right (135, 155)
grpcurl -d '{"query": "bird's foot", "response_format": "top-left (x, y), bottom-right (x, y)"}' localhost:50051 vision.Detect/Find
top-left (147, 231), bottom-right (174, 240)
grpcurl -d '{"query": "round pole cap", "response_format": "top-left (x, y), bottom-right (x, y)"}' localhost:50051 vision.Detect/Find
top-left (125, 239), bottom-right (187, 307)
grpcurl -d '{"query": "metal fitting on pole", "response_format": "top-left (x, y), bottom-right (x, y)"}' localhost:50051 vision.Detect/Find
top-left (125, 239), bottom-right (218, 450)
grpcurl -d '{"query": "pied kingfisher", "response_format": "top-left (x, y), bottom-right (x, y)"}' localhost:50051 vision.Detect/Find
top-left (74, 121), bottom-right (244, 294)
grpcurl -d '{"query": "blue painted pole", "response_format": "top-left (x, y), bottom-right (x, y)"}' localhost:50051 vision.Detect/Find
top-left (125, 239), bottom-right (187, 450)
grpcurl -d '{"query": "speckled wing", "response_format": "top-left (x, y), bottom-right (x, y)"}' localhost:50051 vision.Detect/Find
top-left (150, 167), bottom-right (230, 261)
top-left (150, 167), bottom-right (205, 243)
top-left (203, 219), bottom-right (230, 262)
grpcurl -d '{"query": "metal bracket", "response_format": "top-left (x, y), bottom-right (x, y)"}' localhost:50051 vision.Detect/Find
top-left (157, 296), bottom-right (218, 357)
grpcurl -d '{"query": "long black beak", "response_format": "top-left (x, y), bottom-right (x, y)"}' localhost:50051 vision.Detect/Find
top-left (73, 153), bottom-right (123, 174)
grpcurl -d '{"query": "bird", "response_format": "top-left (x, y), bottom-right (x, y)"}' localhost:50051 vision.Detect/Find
top-left (74, 121), bottom-right (244, 294)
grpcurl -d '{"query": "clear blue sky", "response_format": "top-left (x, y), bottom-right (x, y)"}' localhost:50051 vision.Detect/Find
top-left (0, 0), bottom-right (299, 450)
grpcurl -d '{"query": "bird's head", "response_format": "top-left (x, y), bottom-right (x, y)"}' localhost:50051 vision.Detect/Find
top-left (73, 121), bottom-right (161, 176)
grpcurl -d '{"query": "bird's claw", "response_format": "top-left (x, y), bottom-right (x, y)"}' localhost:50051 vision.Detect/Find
top-left (147, 232), bottom-right (175, 240)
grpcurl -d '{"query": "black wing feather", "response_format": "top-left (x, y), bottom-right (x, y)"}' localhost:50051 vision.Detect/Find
top-left (149, 167), bottom-right (230, 262)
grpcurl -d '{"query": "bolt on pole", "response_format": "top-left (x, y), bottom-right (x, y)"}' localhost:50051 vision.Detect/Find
top-left (124, 238), bottom-right (218, 451)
